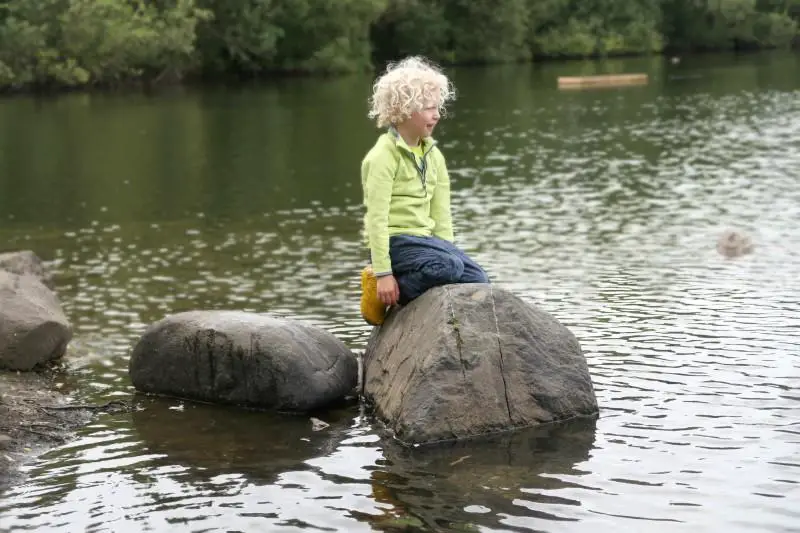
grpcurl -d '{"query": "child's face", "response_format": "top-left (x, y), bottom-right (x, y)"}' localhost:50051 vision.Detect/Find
top-left (407, 104), bottom-right (441, 140)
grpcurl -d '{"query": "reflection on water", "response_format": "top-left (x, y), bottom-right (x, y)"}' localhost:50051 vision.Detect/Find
top-left (372, 419), bottom-right (597, 532)
top-left (129, 397), bottom-right (357, 479)
top-left (1, 51), bottom-right (799, 532)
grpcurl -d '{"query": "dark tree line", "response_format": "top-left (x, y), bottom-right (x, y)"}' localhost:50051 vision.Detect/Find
top-left (0, 0), bottom-right (797, 90)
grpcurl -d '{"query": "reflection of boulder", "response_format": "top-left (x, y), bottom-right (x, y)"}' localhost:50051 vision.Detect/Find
top-left (364, 418), bottom-right (598, 532)
top-left (386, 417), bottom-right (597, 487)
top-left (0, 270), bottom-right (71, 370)
top-left (364, 284), bottom-right (598, 445)
top-left (129, 311), bottom-right (358, 411)
top-left (130, 396), bottom-right (356, 480)
top-left (717, 230), bottom-right (754, 258)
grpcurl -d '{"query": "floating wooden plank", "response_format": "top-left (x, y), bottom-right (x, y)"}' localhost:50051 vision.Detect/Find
top-left (557, 73), bottom-right (648, 89)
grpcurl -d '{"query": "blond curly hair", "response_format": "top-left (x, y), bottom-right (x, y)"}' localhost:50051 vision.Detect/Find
top-left (368, 56), bottom-right (455, 128)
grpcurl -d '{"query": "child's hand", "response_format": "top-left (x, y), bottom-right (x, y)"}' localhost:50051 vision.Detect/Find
top-left (377, 275), bottom-right (400, 306)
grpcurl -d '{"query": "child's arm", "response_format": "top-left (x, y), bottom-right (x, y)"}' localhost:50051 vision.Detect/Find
top-left (362, 154), bottom-right (395, 276)
top-left (430, 153), bottom-right (454, 242)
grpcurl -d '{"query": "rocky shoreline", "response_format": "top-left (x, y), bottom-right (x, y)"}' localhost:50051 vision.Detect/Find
top-left (0, 251), bottom-right (87, 493)
top-left (0, 366), bottom-right (93, 493)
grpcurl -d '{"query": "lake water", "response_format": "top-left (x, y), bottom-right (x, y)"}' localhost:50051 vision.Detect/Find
top-left (0, 52), bottom-right (798, 532)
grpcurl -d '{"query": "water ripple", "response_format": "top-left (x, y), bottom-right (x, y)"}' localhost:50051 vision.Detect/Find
top-left (1, 60), bottom-right (799, 532)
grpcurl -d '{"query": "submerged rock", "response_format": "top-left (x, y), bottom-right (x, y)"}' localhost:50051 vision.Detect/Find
top-left (717, 230), bottom-right (754, 258)
top-left (363, 284), bottom-right (598, 445)
top-left (0, 270), bottom-right (72, 370)
top-left (129, 310), bottom-right (358, 412)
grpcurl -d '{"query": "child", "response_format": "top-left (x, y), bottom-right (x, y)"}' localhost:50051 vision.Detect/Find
top-left (359, 56), bottom-right (489, 326)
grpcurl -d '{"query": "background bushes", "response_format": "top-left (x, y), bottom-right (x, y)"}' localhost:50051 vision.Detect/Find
top-left (0, 0), bottom-right (797, 90)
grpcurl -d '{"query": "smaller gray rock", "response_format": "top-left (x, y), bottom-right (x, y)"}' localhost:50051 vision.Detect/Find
top-left (0, 251), bottom-right (54, 289)
top-left (0, 271), bottom-right (72, 370)
top-left (129, 311), bottom-right (358, 412)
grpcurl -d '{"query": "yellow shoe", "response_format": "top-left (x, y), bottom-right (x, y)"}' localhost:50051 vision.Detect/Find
top-left (360, 265), bottom-right (386, 326)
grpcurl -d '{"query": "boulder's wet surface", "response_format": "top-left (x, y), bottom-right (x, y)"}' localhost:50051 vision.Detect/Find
top-left (0, 52), bottom-right (798, 532)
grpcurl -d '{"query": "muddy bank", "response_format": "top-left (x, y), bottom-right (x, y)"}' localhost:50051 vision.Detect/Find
top-left (0, 366), bottom-right (123, 494)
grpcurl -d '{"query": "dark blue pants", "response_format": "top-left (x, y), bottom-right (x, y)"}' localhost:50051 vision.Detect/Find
top-left (388, 235), bottom-right (489, 305)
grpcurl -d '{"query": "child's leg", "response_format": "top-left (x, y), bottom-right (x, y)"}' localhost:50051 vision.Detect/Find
top-left (447, 244), bottom-right (490, 284)
top-left (389, 235), bottom-right (465, 305)
top-left (421, 236), bottom-right (489, 284)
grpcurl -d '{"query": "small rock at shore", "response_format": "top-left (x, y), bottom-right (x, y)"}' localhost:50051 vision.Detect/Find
top-left (310, 417), bottom-right (329, 431)
top-left (129, 310), bottom-right (358, 412)
top-left (0, 271), bottom-right (72, 371)
top-left (363, 284), bottom-right (599, 445)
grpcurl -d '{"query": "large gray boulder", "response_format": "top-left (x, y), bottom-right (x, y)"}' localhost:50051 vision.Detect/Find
top-left (129, 311), bottom-right (358, 412)
top-left (363, 284), bottom-right (598, 445)
top-left (0, 250), bottom-right (54, 289)
top-left (0, 271), bottom-right (72, 370)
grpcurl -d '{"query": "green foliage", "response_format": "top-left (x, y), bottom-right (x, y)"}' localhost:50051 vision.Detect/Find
top-left (443, 0), bottom-right (531, 63)
top-left (753, 11), bottom-right (798, 45)
top-left (535, 17), bottom-right (602, 57)
top-left (194, 0), bottom-right (281, 75)
top-left (371, 0), bottom-right (452, 64)
top-left (272, 0), bottom-right (388, 73)
top-left (0, 0), bottom-right (208, 90)
top-left (661, 0), bottom-right (797, 50)
top-left (0, 0), bottom-right (797, 90)
top-left (530, 0), bottom-right (663, 58)
top-left (196, 0), bottom-right (386, 75)
top-left (371, 0), bottom-right (530, 65)
top-left (59, 0), bottom-right (206, 81)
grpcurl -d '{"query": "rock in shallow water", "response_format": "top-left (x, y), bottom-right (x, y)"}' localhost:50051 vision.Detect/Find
top-left (129, 310), bottom-right (358, 412)
top-left (363, 284), bottom-right (599, 445)
top-left (0, 270), bottom-right (72, 371)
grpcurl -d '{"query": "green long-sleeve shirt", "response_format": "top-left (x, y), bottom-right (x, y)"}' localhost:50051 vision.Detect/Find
top-left (361, 129), bottom-right (454, 276)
